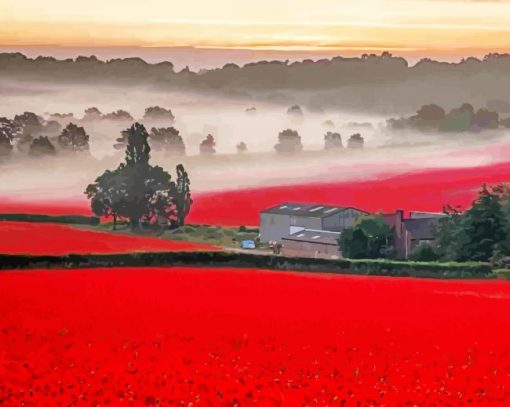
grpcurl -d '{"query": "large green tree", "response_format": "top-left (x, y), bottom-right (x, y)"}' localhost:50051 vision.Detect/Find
top-left (339, 215), bottom-right (394, 259)
top-left (460, 184), bottom-right (506, 262)
top-left (85, 122), bottom-right (191, 231)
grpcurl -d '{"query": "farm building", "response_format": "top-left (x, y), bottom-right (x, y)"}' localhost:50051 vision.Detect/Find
top-left (403, 217), bottom-right (441, 258)
top-left (384, 210), bottom-right (444, 258)
top-left (259, 202), bottom-right (366, 243)
top-left (281, 229), bottom-right (341, 259)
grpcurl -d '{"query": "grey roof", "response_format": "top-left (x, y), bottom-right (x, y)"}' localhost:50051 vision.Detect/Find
top-left (404, 218), bottom-right (438, 240)
top-left (282, 229), bottom-right (341, 245)
top-left (261, 202), bottom-right (363, 218)
top-left (409, 211), bottom-right (446, 219)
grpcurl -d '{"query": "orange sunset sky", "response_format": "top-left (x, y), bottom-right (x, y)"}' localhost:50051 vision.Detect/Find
top-left (1, 0), bottom-right (510, 60)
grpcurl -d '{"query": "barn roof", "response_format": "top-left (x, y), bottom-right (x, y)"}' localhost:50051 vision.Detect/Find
top-left (404, 218), bottom-right (439, 240)
top-left (282, 229), bottom-right (341, 245)
top-left (261, 202), bottom-right (365, 218)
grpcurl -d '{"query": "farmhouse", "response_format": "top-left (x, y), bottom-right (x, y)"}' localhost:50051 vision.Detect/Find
top-left (259, 202), bottom-right (367, 243)
top-left (259, 202), bottom-right (445, 260)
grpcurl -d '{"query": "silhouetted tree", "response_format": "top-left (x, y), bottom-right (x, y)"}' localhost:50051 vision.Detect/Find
top-left (175, 164), bottom-right (192, 227)
top-left (0, 118), bottom-right (16, 156)
top-left (86, 123), bottom-right (190, 231)
top-left (199, 134), bottom-right (216, 155)
top-left (415, 104), bottom-right (445, 122)
top-left (29, 136), bottom-right (56, 157)
top-left (58, 123), bottom-right (90, 152)
top-left (149, 127), bottom-right (185, 155)
top-left (322, 120), bottom-right (335, 128)
top-left (49, 112), bottom-right (74, 121)
top-left (439, 103), bottom-right (474, 132)
top-left (347, 133), bottom-right (364, 148)
top-left (84, 167), bottom-right (125, 230)
top-left (324, 132), bottom-right (343, 149)
top-left (43, 120), bottom-right (62, 136)
top-left (0, 118), bottom-right (20, 156)
top-left (236, 141), bottom-right (247, 153)
top-left (0, 132), bottom-right (12, 156)
top-left (125, 122), bottom-right (151, 167)
top-left (113, 129), bottom-right (129, 151)
top-left (473, 108), bottom-right (499, 129)
top-left (275, 129), bottom-right (302, 153)
top-left (245, 107), bottom-right (257, 115)
top-left (287, 105), bottom-right (303, 116)
top-left (143, 106), bottom-right (175, 123)
top-left (14, 112), bottom-right (44, 137)
top-left (500, 117), bottom-right (510, 128)
top-left (103, 110), bottom-right (134, 122)
top-left (83, 107), bottom-right (102, 121)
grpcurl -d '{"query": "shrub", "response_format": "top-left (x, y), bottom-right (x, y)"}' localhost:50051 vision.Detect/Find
top-left (409, 242), bottom-right (440, 261)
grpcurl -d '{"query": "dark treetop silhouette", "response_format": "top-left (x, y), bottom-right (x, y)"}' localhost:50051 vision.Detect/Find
top-left (85, 122), bottom-right (192, 230)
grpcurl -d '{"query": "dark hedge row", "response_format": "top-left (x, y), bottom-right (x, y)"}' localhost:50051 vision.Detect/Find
top-left (0, 251), bottom-right (494, 279)
top-left (0, 214), bottom-right (100, 225)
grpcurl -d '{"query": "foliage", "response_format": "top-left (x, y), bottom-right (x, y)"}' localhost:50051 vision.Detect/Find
top-left (82, 107), bottom-right (102, 121)
top-left (347, 133), bottom-right (364, 149)
top-left (236, 141), bottom-right (247, 153)
top-left (439, 103), bottom-right (474, 132)
top-left (0, 252), bottom-right (493, 279)
top-left (0, 117), bottom-right (19, 156)
top-left (0, 213), bottom-right (99, 225)
top-left (29, 136), bottom-right (56, 157)
top-left (275, 129), bottom-right (302, 153)
top-left (324, 132), bottom-right (343, 149)
top-left (287, 105), bottom-right (303, 116)
top-left (434, 184), bottom-right (510, 262)
top-left (85, 122), bottom-right (191, 231)
top-left (199, 134), bottom-right (216, 155)
top-left (103, 110), bottom-right (134, 122)
top-left (175, 164), bottom-right (192, 226)
top-left (461, 184), bottom-right (507, 261)
top-left (339, 214), bottom-right (394, 259)
top-left (388, 103), bottom-right (502, 133)
top-left (58, 123), bottom-right (90, 152)
top-left (14, 112), bottom-right (45, 137)
top-left (149, 127), bottom-right (185, 154)
top-left (143, 106), bottom-right (175, 122)
top-left (409, 242), bottom-right (440, 261)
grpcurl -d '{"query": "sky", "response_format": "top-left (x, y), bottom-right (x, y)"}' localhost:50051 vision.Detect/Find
top-left (1, 0), bottom-right (510, 59)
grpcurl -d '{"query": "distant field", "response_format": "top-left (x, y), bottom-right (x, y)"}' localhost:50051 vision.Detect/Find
top-left (1, 162), bottom-right (510, 226)
top-left (1, 267), bottom-right (510, 405)
top-left (0, 222), bottom-right (220, 255)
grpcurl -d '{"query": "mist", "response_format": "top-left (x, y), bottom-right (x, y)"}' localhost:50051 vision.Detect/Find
top-left (1, 79), bottom-right (509, 204)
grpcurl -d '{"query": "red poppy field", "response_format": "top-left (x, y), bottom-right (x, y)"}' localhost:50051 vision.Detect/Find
top-left (2, 161), bottom-right (510, 226)
top-left (0, 222), bottom-right (219, 255)
top-left (1, 267), bottom-right (510, 406)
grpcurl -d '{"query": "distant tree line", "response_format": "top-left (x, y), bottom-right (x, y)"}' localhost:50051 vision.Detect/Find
top-left (274, 129), bottom-right (365, 153)
top-left (5, 52), bottom-right (510, 95)
top-left (0, 112), bottom-right (90, 158)
top-left (1, 106), bottom-right (367, 160)
top-left (387, 103), bottom-right (506, 132)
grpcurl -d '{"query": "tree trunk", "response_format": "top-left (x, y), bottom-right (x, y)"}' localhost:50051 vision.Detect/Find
top-left (130, 217), bottom-right (139, 232)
